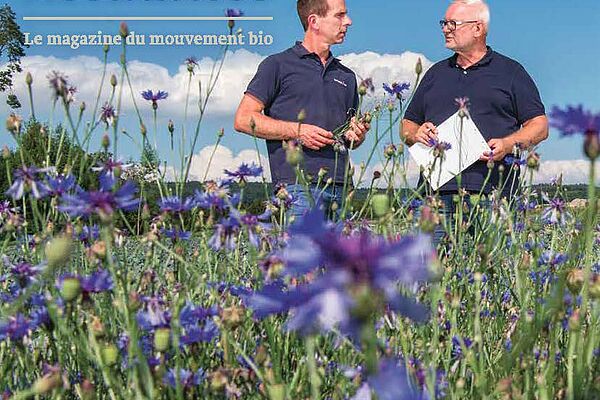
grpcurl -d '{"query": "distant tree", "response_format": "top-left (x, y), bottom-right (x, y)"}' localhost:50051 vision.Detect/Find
top-left (0, 4), bottom-right (27, 100)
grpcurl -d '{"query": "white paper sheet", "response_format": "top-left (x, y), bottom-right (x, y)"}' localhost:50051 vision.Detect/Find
top-left (407, 111), bottom-right (491, 190)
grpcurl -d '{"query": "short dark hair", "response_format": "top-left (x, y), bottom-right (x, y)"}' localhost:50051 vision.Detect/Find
top-left (297, 0), bottom-right (330, 31)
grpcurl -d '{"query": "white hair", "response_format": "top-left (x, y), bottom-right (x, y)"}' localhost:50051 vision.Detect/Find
top-left (453, 0), bottom-right (490, 26)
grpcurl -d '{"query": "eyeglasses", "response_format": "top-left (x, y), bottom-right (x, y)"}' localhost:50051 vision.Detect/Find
top-left (439, 19), bottom-right (479, 31)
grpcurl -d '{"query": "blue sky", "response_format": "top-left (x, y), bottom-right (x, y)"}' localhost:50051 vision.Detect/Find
top-left (3, 0), bottom-right (600, 182)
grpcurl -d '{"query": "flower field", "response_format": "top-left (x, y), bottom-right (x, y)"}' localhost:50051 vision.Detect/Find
top-left (1, 20), bottom-right (599, 400)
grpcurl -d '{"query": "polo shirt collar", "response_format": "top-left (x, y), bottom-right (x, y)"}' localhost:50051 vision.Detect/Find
top-left (292, 41), bottom-right (340, 64)
top-left (449, 46), bottom-right (494, 68)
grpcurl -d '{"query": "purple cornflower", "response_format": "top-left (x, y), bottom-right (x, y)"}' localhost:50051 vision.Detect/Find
top-left (541, 193), bottom-right (569, 226)
top-left (455, 97), bottom-right (471, 118)
top-left (99, 103), bottom-right (116, 126)
top-left (0, 314), bottom-right (31, 341)
top-left (351, 358), bottom-right (417, 400)
top-left (359, 77), bottom-right (375, 94)
top-left (141, 89), bottom-right (168, 110)
top-left (549, 105), bottom-right (600, 136)
top-left (159, 196), bottom-right (195, 214)
top-left (383, 82), bottom-right (410, 100)
top-left (0, 200), bottom-right (15, 215)
top-left (233, 209), bottom-right (272, 248)
top-left (248, 208), bottom-right (434, 337)
top-left (46, 173), bottom-right (76, 197)
top-left (1, 256), bottom-right (45, 287)
top-left (208, 217), bottom-right (240, 251)
top-left (136, 297), bottom-right (171, 331)
top-left (184, 57), bottom-right (198, 73)
top-left (451, 335), bottom-right (473, 358)
top-left (163, 368), bottom-right (204, 389)
top-left (224, 162), bottom-right (263, 184)
top-left (6, 165), bottom-right (51, 199)
top-left (58, 179), bottom-right (139, 220)
top-left (428, 137), bottom-right (452, 159)
top-left (47, 70), bottom-right (72, 101)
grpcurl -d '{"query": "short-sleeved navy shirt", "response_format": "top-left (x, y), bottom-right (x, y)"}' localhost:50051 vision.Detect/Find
top-left (245, 41), bottom-right (359, 184)
top-left (404, 47), bottom-right (545, 194)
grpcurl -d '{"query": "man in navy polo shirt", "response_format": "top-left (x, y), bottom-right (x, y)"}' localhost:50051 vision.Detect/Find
top-left (402, 0), bottom-right (549, 243)
top-left (234, 0), bottom-right (369, 219)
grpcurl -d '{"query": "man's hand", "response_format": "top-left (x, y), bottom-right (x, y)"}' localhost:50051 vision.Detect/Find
top-left (297, 124), bottom-right (334, 150)
top-left (411, 122), bottom-right (438, 146)
top-left (344, 116), bottom-right (370, 149)
top-left (481, 137), bottom-right (512, 161)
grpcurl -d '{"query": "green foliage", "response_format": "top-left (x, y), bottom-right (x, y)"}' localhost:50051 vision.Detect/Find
top-left (0, 4), bottom-right (27, 94)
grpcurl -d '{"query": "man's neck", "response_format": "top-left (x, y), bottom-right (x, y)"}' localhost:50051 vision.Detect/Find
top-left (455, 44), bottom-right (488, 69)
top-left (302, 34), bottom-right (332, 65)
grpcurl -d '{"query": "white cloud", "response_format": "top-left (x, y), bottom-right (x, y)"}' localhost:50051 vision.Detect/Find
top-left (530, 159), bottom-right (600, 185)
top-left (2, 49), bottom-right (432, 122)
top-left (164, 144), bottom-right (271, 182)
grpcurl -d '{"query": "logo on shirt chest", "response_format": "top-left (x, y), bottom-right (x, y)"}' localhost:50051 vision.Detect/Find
top-left (333, 78), bottom-right (347, 87)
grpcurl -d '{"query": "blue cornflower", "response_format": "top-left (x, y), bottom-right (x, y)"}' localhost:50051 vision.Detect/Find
top-left (58, 179), bottom-right (139, 220)
top-left (225, 8), bottom-right (244, 18)
top-left (248, 208), bottom-right (434, 337)
top-left (99, 103), bottom-right (116, 127)
top-left (74, 225), bottom-right (100, 246)
top-left (6, 165), bottom-right (51, 199)
top-left (159, 196), bottom-right (195, 214)
top-left (161, 227), bottom-right (192, 242)
top-left (224, 162), bottom-right (263, 184)
top-left (541, 193), bottom-right (569, 226)
top-left (81, 269), bottom-right (114, 294)
top-left (0, 314), bottom-right (31, 341)
top-left (92, 158), bottom-right (131, 185)
top-left (550, 105), bottom-right (600, 159)
top-left (46, 173), bottom-right (76, 197)
top-left (193, 180), bottom-right (238, 210)
top-left (141, 89), bottom-right (168, 110)
top-left (179, 302), bottom-right (219, 346)
top-left (163, 368), bottom-right (204, 389)
top-left (351, 358), bottom-right (418, 400)
top-left (504, 155), bottom-right (526, 167)
top-left (549, 105), bottom-right (600, 136)
top-left (451, 335), bottom-right (473, 358)
top-left (382, 82), bottom-right (410, 100)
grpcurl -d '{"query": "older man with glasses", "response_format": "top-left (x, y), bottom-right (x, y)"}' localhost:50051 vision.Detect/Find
top-left (401, 0), bottom-right (548, 244)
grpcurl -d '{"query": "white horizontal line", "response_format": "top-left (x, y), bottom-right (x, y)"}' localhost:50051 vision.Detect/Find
top-left (23, 16), bottom-right (273, 21)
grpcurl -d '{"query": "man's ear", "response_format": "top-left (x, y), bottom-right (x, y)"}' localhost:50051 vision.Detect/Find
top-left (474, 23), bottom-right (485, 38)
top-left (307, 14), bottom-right (319, 31)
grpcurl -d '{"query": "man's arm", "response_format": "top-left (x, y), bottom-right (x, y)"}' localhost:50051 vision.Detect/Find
top-left (233, 94), bottom-right (334, 151)
top-left (401, 119), bottom-right (439, 146)
top-left (482, 115), bottom-right (549, 161)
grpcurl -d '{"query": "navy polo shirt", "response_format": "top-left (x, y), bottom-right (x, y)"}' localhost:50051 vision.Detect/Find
top-left (404, 47), bottom-right (545, 194)
top-left (245, 41), bottom-right (358, 185)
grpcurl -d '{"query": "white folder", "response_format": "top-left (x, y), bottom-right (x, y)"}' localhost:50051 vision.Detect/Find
top-left (407, 111), bottom-right (491, 190)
